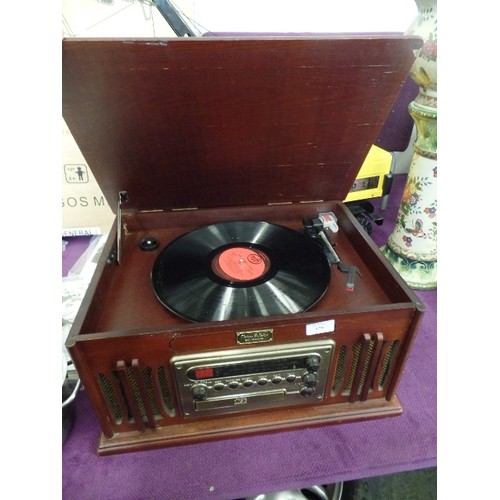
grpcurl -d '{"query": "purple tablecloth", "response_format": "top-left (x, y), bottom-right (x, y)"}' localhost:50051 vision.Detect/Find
top-left (62, 174), bottom-right (436, 500)
top-left (62, 236), bottom-right (93, 277)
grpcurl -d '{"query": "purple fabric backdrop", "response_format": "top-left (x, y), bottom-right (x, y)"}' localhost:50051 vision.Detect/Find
top-left (62, 174), bottom-right (436, 500)
top-left (62, 236), bottom-right (93, 277)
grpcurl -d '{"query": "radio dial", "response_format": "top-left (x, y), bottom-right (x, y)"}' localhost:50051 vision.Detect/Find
top-left (192, 385), bottom-right (208, 401)
top-left (306, 356), bottom-right (321, 373)
top-left (302, 372), bottom-right (318, 388)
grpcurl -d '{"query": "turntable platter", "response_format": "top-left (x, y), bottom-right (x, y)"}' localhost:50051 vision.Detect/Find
top-left (151, 221), bottom-right (331, 322)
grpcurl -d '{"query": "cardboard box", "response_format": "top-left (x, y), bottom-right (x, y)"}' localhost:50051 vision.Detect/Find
top-left (62, 118), bottom-right (115, 236)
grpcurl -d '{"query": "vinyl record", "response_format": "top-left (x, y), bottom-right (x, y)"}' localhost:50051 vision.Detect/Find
top-left (151, 221), bottom-right (331, 322)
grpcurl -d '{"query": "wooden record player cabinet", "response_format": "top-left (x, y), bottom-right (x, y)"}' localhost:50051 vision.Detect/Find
top-left (62, 35), bottom-right (425, 455)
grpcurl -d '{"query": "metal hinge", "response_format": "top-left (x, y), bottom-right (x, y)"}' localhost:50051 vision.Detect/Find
top-left (116, 191), bottom-right (129, 265)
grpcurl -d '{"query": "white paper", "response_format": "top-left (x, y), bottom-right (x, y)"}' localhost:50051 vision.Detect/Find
top-left (306, 319), bottom-right (335, 336)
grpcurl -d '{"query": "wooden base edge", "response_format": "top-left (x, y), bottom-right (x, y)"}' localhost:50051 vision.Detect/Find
top-left (97, 396), bottom-right (403, 455)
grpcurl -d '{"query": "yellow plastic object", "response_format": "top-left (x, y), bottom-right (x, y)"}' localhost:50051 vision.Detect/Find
top-left (344, 145), bottom-right (393, 202)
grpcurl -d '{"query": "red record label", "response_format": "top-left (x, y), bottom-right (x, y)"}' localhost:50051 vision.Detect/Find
top-left (212, 247), bottom-right (270, 282)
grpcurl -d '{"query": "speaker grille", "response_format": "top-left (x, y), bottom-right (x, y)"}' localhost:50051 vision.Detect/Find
top-left (332, 346), bottom-right (346, 396)
top-left (331, 333), bottom-right (400, 401)
top-left (377, 340), bottom-right (400, 390)
top-left (97, 359), bottom-right (176, 431)
top-left (97, 372), bottom-right (122, 423)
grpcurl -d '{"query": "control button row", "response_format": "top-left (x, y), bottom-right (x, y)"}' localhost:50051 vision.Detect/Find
top-left (203, 374), bottom-right (300, 391)
top-left (192, 379), bottom-right (319, 401)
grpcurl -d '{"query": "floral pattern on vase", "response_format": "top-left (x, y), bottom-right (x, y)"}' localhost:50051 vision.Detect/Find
top-left (381, 0), bottom-right (437, 290)
top-left (408, 1), bottom-right (437, 93)
top-left (387, 156), bottom-right (437, 262)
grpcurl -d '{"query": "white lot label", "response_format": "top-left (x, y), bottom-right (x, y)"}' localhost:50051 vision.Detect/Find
top-left (306, 319), bottom-right (335, 336)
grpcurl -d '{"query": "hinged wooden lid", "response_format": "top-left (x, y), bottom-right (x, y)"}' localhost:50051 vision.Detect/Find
top-left (62, 36), bottom-right (420, 212)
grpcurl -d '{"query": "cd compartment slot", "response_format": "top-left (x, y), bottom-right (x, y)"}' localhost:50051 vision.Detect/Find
top-left (194, 389), bottom-right (286, 412)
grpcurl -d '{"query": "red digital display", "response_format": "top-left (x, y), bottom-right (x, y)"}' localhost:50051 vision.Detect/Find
top-left (194, 368), bottom-right (215, 379)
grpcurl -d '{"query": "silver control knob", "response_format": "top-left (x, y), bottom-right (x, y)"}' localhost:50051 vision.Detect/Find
top-left (302, 372), bottom-right (318, 388)
top-left (192, 385), bottom-right (208, 401)
top-left (306, 356), bottom-right (321, 373)
top-left (300, 387), bottom-right (315, 397)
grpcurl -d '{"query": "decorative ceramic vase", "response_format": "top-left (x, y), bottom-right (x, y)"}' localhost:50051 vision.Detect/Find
top-left (381, 0), bottom-right (437, 289)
